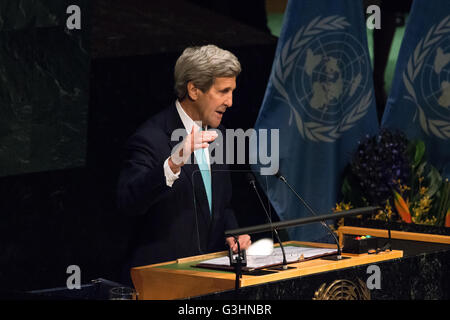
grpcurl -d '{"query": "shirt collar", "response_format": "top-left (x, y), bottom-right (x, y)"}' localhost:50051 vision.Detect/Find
top-left (175, 99), bottom-right (208, 133)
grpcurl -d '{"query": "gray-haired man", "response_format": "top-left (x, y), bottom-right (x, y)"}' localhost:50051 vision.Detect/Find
top-left (117, 45), bottom-right (251, 279)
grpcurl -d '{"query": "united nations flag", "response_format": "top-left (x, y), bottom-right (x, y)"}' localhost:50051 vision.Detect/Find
top-left (253, 0), bottom-right (378, 241)
top-left (382, 0), bottom-right (450, 178)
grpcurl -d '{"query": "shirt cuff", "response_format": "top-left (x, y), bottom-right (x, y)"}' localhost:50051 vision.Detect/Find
top-left (163, 157), bottom-right (180, 187)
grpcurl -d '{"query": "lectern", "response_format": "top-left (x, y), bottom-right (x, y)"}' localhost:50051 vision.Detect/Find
top-left (130, 241), bottom-right (402, 300)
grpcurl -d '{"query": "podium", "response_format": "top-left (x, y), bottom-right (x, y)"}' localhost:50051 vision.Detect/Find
top-left (130, 241), bottom-right (402, 300)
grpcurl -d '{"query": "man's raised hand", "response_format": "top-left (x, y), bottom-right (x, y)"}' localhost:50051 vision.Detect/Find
top-left (169, 125), bottom-right (218, 173)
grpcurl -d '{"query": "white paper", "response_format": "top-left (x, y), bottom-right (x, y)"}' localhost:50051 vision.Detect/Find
top-left (200, 246), bottom-right (337, 270)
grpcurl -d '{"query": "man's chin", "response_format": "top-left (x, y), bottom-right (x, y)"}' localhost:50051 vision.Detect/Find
top-left (207, 120), bottom-right (221, 129)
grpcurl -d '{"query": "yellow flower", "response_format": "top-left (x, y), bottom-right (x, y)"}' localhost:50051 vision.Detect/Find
top-left (374, 201), bottom-right (393, 221)
top-left (333, 203), bottom-right (342, 212)
top-left (385, 201), bottom-right (393, 219)
top-left (400, 184), bottom-right (411, 193)
top-left (410, 194), bottom-right (433, 225)
top-left (419, 186), bottom-right (428, 195)
top-left (393, 179), bottom-right (411, 194)
top-left (333, 201), bottom-right (352, 212)
top-left (419, 195), bottom-right (432, 211)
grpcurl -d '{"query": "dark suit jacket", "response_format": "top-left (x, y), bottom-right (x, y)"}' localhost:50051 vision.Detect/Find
top-left (117, 103), bottom-right (239, 273)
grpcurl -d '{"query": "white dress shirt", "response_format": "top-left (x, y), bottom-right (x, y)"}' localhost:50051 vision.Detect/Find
top-left (163, 100), bottom-right (211, 187)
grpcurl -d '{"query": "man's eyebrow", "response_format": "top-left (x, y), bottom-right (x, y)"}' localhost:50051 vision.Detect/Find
top-left (220, 86), bottom-right (235, 91)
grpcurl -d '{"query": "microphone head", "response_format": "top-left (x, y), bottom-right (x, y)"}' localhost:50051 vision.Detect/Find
top-left (246, 172), bottom-right (256, 185)
top-left (274, 170), bottom-right (287, 183)
top-left (274, 171), bottom-right (282, 179)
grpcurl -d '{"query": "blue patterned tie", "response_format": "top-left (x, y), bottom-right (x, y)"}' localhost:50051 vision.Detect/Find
top-left (194, 131), bottom-right (212, 214)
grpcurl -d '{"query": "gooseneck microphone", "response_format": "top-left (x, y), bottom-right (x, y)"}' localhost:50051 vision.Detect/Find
top-left (274, 171), bottom-right (345, 260)
top-left (246, 173), bottom-right (290, 270)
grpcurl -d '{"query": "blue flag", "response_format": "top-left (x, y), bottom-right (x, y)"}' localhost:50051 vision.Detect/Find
top-left (253, 0), bottom-right (379, 241)
top-left (382, 0), bottom-right (450, 178)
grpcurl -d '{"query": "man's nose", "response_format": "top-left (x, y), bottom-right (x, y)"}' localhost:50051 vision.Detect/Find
top-left (224, 92), bottom-right (233, 108)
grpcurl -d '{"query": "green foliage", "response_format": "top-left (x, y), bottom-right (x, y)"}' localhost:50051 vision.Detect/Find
top-left (406, 139), bottom-right (447, 225)
top-left (434, 179), bottom-right (450, 226)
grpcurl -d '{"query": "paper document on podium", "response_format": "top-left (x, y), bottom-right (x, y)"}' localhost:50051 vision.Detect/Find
top-left (195, 246), bottom-right (337, 271)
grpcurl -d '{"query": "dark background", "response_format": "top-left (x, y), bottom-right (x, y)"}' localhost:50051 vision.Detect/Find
top-left (0, 0), bottom-right (279, 292)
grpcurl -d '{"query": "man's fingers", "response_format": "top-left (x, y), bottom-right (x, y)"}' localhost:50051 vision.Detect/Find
top-left (191, 130), bottom-right (218, 150)
top-left (226, 237), bottom-right (239, 253)
top-left (230, 237), bottom-right (251, 253)
top-left (202, 131), bottom-right (218, 141)
top-left (194, 131), bottom-right (217, 143)
top-left (239, 235), bottom-right (252, 250)
top-left (192, 143), bottom-right (209, 150)
top-left (172, 127), bottom-right (219, 168)
top-left (226, 235), bottom-right (252, 253)
top-left (240, 240), bottom-right (250, 250)
top-left (241, 237), bottom-right (251, 246)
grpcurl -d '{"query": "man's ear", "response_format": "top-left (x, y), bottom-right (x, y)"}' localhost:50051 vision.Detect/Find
top-left (187, 81), bottom-right (198, 101)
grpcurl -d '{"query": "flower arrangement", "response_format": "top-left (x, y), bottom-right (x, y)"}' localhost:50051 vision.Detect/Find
top-left (335, 129), bottom-right (450, 227)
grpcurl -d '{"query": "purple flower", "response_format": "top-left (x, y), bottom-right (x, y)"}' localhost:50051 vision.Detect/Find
top-left (350, 129), bottom-right (411, 206)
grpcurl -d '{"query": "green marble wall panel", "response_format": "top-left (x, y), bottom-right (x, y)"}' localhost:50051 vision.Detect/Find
top-left (0, 0), bottom-right (90, 177)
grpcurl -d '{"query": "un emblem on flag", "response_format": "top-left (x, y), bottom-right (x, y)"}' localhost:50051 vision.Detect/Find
top-left (403, 15), bottom-right (450, 139)
top-left (272, 16), bottom-right (373, 142)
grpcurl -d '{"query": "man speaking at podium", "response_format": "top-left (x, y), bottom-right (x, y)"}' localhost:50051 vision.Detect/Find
top-left (117, 45), bottom-right (251, 283)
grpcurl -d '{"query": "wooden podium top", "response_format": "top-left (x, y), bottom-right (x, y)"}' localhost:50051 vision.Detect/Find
top-left (130, 241), bottom-right (403, 300)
